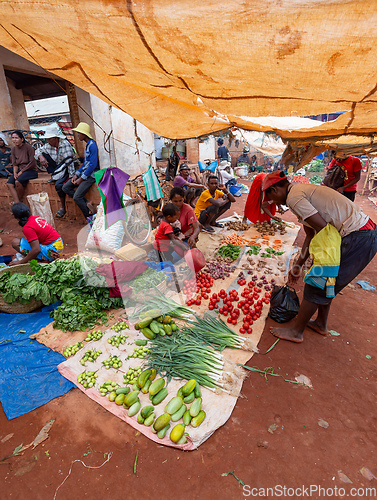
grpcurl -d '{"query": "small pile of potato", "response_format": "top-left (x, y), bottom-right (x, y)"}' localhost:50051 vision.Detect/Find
top-left (254, 220), bottom-right (287, 236)
top-left (225, 221), bottom-right (250, 231)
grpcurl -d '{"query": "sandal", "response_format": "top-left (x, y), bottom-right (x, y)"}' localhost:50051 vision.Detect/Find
top-left (211, 222), bottom-right (224, 228)
top-left (55, 209), bottom-right (66, 218)
top-left (202, 225), bottom-right (215, 233)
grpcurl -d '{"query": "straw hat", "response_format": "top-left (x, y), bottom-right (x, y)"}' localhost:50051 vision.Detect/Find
top-left (72, 122), bottom-right (93, 139)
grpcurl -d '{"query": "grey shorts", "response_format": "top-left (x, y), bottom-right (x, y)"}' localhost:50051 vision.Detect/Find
top-left (304, 225), bottom-right (377, 305)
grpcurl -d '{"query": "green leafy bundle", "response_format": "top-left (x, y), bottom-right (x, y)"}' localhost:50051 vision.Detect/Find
top-left (0, 258), bottom-right (123, 332)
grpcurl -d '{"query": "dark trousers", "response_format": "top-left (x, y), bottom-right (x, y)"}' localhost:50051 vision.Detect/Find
top-left (62, 177), bottom-right (95, 218)
top-left (42, 153), bottom-right (57, 174)
top-left (198, 200), bottom-right (231, 225)
top-left (304, 226), bottom-right (377, 305)
top-left (55, 174), bottom-right (69, 198)
top-left (342, 190), bottom-right (356, 202)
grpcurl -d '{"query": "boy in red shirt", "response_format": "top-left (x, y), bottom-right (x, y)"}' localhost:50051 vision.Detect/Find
top-left (328, 152), bottom-right (362, 202)
top-left (153, 203), bottom-right (187, 262)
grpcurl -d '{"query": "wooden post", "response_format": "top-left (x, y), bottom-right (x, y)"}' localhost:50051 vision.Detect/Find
top-left (361, 156), bottom-right (372, 196)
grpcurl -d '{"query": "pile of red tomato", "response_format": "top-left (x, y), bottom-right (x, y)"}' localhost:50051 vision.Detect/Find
top-left (183, 272), bottom-right (214, 306)
top-left (183, 271), bottom-right (272, 335)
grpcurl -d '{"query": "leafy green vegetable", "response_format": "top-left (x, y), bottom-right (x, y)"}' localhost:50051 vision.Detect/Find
top-left (0, 257), bottom-right (123, 332)
top-left (128, 267), bottom-right (165, 292)
top-left (216, 244), bottom-right (241, 261)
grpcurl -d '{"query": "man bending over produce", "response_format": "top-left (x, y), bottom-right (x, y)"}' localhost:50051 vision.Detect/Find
top-left (194, 176), bottom-right (235, 233)
top-left (262, 171), bottom-right (377, 343)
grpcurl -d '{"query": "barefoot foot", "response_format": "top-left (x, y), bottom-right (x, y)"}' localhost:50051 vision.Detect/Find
top-left (307, 320), bottom-right (328, 336)
top-left (270, 326), bottom-right (303, 343)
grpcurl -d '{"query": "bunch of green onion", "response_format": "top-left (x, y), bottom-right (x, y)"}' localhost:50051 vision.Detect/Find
top-left (180, 314), bottom-right (252, 351)
top-left (144, 333), bottom-right (225, 389)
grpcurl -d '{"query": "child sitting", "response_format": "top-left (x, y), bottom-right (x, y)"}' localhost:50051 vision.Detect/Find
top-left (153, 203), bottom-right (187, 262)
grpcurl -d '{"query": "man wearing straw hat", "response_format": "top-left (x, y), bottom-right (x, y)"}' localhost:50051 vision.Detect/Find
top-left (62, 122), bottom-right (99, 221)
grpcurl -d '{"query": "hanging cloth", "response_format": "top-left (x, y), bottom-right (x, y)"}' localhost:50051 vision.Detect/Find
top-left (142, 165), bottom-right (163, 202)
top-left (95, 167), bottom-right (130, 228)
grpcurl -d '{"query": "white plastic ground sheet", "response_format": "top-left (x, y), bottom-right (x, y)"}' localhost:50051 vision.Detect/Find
top-left (56, 221), bottom-right (300, 450)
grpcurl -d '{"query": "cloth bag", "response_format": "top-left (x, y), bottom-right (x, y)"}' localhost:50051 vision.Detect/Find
top-left (26, 192), bottom-right (55, 228)
top-left (268, 285), bottom-right (300, 323)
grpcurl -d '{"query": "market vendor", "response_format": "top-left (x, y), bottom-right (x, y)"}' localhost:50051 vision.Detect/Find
top-left (243, 173), bottom-right (282, 223)
top-left (328, 151), bottom-right (362, 202)
top-left (173, 164), bottom-right (204, 190)
top-left (262, 171), bottom-right (377, 343)
top-left (194, 176), bottom-right (235, 233)
top-left (9, 203), bottom-right (64, 266)
top-left (169, 187), bottom-right (200, 248)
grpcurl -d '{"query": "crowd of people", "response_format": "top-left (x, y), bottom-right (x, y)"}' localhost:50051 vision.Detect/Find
top-left (1, 131), bottom-right (376, 344)
top-left (0, 122), bottom-right (99, 222)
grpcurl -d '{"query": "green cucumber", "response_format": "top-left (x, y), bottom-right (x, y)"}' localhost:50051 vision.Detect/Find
top-left (149, 320), bottom-right (160, 334)
top-left (183, 410), bottom-right (192, 426)
top-left (157, 424), bottom-right (170, 439)
top-left (183, 392), bottom-right (195, 404)
top-left (151, 387), bottom-right (168, 405)
top-left (116, 387), bottom-right (130, 395)
top-left (153, 413), bottom-right (171, 432)
top-left (141, 405), bottom-right (155, 419)
top-left (165, 396), bottom-right (183, 415)
top-left (141, 327), bottom-right (156, 340)
top-left (141, 379), bottom-right (151, 394)
top-left (171, 404), bottom-right (187, 422)
top-left (191, 410), bottom-right (206, 427)
top-left (190, 397), bottom-right (202, 417)
top-left (144, 412), bottom-right (155, 426)
top-left (193, 382), bottom-right (201, 398)
top-left (135, 339), bottom-right (147, 346)
top-left (149, 378), bottom-right (165, 396)
top-left (128, 401), bottom-right (141, 417)
top-left (137, 317), bottom-right (153, 329)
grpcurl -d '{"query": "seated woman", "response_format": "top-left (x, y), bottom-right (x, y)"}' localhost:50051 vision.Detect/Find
top-left (242, 173), bottom-right (282, 223)
top-left (7, 131), bottom-right (38, 203)
top-left (9, 203), bottom-right (64, 266)
top-left (169, 187), bottom-right (200, 248)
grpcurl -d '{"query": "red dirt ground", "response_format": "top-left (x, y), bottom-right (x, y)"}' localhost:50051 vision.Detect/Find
top-left (0, 182), bottom-right (376, 500)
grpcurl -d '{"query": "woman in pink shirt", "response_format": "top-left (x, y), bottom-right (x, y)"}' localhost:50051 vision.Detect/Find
top-left (169, 187), bottom-right (200, 248)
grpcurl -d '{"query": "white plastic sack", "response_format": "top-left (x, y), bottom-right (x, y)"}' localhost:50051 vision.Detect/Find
top-left (234, 166), bottom-right (248, 177)
top-left (85, 202), bottom-right (125, 254)
top-left (27, 192), bottom-right (55, 228)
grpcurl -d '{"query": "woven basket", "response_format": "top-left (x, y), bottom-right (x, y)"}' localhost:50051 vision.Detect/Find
top-left (0, 263), bottom-right (43, 314)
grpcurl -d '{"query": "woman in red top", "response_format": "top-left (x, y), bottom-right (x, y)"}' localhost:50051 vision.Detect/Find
top-left (169, 187), bottom-right (200, 248)
top-left (243, 173), bottom-right (281, 223)
top-left (9, 203), bottom-right (64, 265)
top-left (328, 151), bottom-right (362, 202)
